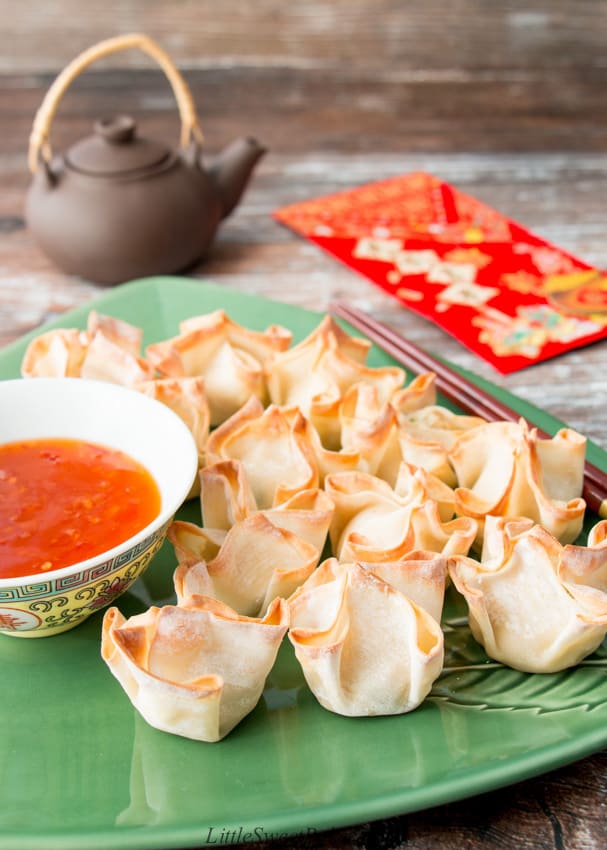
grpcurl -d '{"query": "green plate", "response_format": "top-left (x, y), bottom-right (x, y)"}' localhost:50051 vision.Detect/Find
top-left (2, 276), bottom-right (607, 850)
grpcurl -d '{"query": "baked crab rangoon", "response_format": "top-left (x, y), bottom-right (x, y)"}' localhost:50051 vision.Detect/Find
top-left (325, 462), bottom-right (477, 563)
top-left (265, 316), bottom-right (404, 449)
top-left (317, 373), bottom-right (486, 488)
top-left (169, 513), bottom-right (321, 618)
top-left (145, 310), bottom-right (292, 425)
top-left (449, 418), bottom-right (586, 545)
top-left (204, 397), bottom-right (370, 507)
top-left (137, 376), bottom-right (210, 497)
top-left (355, 551), bottom-right (448, 625)
top-left (203, 375), bottom-right (485, 508)
top-left (449, 517), bottom-right (607, 673)
top-left (205, 398), bottom-right (320, 507)
top-left (288, 559), bottom-right (444, 717)
top-left (21, 310), bottom-right (154, 385)
top-left (335, 380), bottom-right (464, 488)
top-left (199, 460), bottom-right (334, 554)
top-left (391, 372), bottom-right (487, 487)
top-left (102, 595), bottom-right (289, 742)
top-left (168, 452), bottom-right (337, 617)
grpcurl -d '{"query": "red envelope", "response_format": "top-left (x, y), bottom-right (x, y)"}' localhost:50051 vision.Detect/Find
top-left (274, 172), bottom-right (607, 373)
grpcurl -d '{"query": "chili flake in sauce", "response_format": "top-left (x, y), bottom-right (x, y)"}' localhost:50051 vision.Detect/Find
top-left (0, 438), bottom-right (161, 579)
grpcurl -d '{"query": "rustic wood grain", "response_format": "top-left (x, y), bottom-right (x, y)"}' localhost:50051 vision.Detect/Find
top-left (2, 3), bottom-right (607, 848)
top-left (2, 64), bottom-right (607, 159)
top-left (1, 0), bottom-right (606, 75)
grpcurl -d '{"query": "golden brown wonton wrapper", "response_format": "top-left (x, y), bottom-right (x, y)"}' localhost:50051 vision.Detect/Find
top-left (205, 396), bottom-right (369, 505)
top-left (357, 551), bottom-right (448, 624)
top-left (205, 398), bottom-right (319, 508)
top-left (101, 595), bottom-right (289, 742)
top-left (559, 520), bottom-right (607, 591)
top-left (145, 310), bottom-right (291, 425)
top-left (265, 316), bottom-right (404, 448)
top-left (288, 559), bottom-right (444, 716)
top-left (169, 513), bottom-right (321, 617)
top-left (449, 517), bottom-right (607, 673)
top-left (325, 462), bottom-right (477, 563)
top-left (449, 418), bottom-right (586, 544)
top-left (87, 311), bottom-right (143, 356)
top-left (397, 404), bottom-right (487, 451)
top-left (21, 311), bottom-right (153, 385)
top-left (389, 373), bottom-right (486, 487)
top-left (137, 376), bottom-right (210, 497)
top-left (336, 383), bottom-right (403, 485)
top-left (336, 378), bottom-right (482, 487)
top-left (136, 376), bottom-right (210, 438)
top-left (199, 459), bottom-right (334, 553)
top-left (21, 328), bottom-right (88, 378)
top-left (390, 371), bottom-right (437, 414)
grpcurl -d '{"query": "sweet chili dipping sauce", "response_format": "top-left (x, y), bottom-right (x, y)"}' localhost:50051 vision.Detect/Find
top-left (0, 438), bottom-right (161, 579)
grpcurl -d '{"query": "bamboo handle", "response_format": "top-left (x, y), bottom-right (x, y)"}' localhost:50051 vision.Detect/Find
top-left (28, 32), bottom-right (203, 173)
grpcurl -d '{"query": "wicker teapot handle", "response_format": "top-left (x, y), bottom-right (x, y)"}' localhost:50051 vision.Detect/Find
top-left (28, 32), bottom-right (203, 173)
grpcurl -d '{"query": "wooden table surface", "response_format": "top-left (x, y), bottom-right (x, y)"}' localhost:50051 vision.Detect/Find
top-left (1, 3), bottom-right (607, 849)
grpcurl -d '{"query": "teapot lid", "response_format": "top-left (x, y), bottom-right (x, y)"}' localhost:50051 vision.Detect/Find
top-left (65, 115), bottom-right (172, 176)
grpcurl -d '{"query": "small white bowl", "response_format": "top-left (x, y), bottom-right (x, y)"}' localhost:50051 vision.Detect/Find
top-left (0, 377), bottom-right (198, 637)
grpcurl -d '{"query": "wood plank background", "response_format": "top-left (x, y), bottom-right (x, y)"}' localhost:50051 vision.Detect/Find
top-left (3, 1), bottom-right (606, 71)
top-left (2, 0), bottom-right (607, 156)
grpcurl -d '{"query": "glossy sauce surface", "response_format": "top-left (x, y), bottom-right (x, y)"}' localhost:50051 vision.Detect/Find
top-left (0, 437), bottom-right (161, 578)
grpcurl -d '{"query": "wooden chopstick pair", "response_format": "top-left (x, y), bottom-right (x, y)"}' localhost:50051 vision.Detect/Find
top-left (330, 300), bottom-right (607, 520)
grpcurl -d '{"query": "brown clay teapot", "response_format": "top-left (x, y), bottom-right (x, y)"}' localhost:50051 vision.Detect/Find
top-left (25, 34), bottom-right (265, 285)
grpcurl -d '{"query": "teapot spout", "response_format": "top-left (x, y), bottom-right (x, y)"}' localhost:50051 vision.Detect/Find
top-left (208, 137), bottom-right (266, 219)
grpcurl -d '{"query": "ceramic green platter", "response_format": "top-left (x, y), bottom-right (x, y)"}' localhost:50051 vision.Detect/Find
top-left (2, 276), bottom-right (607, 850)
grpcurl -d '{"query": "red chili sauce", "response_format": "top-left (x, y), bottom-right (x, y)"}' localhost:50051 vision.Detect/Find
top-left (0, 438), bottom-right (161, 579)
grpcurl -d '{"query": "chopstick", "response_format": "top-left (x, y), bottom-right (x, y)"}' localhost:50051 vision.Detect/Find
top-left (330, 300), bottom-right (607, 521)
